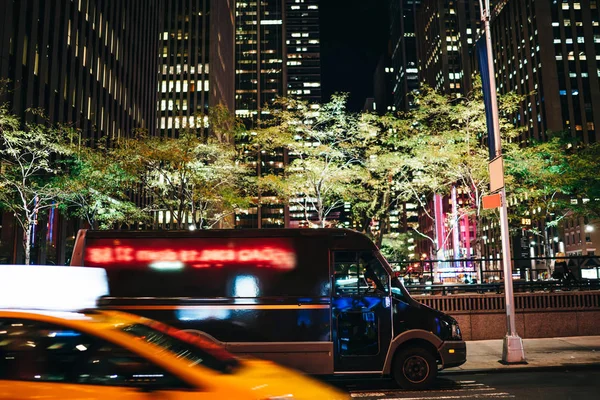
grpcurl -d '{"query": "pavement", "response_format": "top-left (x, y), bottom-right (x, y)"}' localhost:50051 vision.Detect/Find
top-left (442, 336), bottom-right (600, 375)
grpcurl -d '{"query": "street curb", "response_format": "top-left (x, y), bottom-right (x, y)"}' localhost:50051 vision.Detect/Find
top-left (440, 363), bottom-right (600, 375)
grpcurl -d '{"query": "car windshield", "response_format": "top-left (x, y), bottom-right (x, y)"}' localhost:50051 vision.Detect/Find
top-left (119, 321), bottom-right (239, 374)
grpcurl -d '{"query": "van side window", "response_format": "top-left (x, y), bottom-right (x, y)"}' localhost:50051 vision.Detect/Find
top-left (333, 251), bottom-right (389, 295)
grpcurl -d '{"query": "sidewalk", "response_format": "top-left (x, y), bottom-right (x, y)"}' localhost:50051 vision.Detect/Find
top-left (442, 336), bottom-right (600, 374)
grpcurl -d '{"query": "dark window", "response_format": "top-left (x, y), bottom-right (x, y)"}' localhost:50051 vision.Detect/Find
top-left (337, 311), bottom-right (379, 356)
top-left (119, 321), bottom-right (238, 374)
top-left (0, 318), bottom-right (188, 389)
top-left (333, 251), bottom-right (389, 296)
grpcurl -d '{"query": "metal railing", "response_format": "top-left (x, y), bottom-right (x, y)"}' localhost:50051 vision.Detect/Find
top-left (414, 291), bottom-right (600, 314)
top-left (389, 255), bottom-right (600, 283)
top-left (403, 279), bottom-right (600, 296)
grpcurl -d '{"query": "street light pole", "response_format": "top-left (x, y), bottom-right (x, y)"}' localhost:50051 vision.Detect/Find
top-left (479, 0), bottom-right (526, 364)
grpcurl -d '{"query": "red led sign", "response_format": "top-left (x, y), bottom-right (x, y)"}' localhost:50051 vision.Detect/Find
top-left (84, 238), bottom-right (297, 270)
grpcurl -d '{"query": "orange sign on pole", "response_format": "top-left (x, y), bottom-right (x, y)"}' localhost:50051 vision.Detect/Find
top-left (482, 192), bottom-right (502, 209)
top-left (489, 156), bottom-right (505, 192)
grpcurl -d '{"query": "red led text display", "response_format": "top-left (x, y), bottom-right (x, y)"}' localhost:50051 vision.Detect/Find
top-left (84, 238), bottom-right (297, 270)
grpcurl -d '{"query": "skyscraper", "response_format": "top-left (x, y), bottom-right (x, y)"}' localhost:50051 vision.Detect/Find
top-left (234, 0), bottom-right (322, 229)
top-left (416, 0), bottom-right (480, 96)
top-left (489, 0), bottom-right (600, 262)
top-left (390, 0), bottom-right (421, 111)
top-left (0, 0), bottom-right (160, 141)
top-left (235, 0), bottom-right (321, 119)
top-left (157, 0), bottom-right (235, 138)
top-left (0, 0), bottom-right (161, 264)
top-left (285, 0), bottom-right (322, 104)
top-left (491, 0), bottom-right (600, 144)
top-left (412, 0), bottom-right (482, 281)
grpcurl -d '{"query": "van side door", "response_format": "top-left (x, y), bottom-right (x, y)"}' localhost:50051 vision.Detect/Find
top-left (331, 251), bottom-right (393, 372)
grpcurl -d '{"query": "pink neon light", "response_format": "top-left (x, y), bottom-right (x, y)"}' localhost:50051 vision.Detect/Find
top-left (84, 238), bottom-right (297, 270)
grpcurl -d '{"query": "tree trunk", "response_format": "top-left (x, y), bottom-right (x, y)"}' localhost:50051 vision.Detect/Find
top-left (317, 198), bottom-right (325, 228)
top-left (376, 185), bottom-right (391, 248)
top-left (543, 218), bottom-right (553, 279)
top-left (23, 225), bottom-right (32, 265)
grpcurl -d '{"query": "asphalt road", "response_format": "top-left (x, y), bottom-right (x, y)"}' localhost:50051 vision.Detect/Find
top-left (330, 368), bottom-right (600, 399)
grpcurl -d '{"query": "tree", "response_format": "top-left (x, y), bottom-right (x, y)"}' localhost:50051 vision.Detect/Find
top-left (0, 107), bottom-right (75, 264)
top-left (564, 142), bottom-right (600, 218)
top-left (357, 80), bottom-right (524, 264)
top-left (56, 138), bottom-right (148, 230)
top-left (506, 133), bottom-right (600, 259)
top-left (249, 95), bottom-right (368, 228)
top-left (116, 127), bottom-right (252, 230)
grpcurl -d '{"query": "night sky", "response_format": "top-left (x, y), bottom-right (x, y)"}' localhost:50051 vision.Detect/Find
top-left (319, 0), bottom-right (390, 111)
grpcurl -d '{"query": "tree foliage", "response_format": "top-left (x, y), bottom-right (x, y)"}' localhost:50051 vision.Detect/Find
top-left (0, 106), bottom-right (75, 264)
top-left (115, 121), bottom-right (252, 230)
top-left (56, 137), bottom-right (147, 230)
top-left (248, 95), bottom-right (368, 228)
top-left (353, 80), bottom-right (524, 255)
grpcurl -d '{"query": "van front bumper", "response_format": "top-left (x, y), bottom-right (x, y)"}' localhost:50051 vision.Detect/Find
top-left (439, 340), bottom-right (467, 368)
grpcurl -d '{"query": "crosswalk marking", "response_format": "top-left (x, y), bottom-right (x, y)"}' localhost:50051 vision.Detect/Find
top-left (381, 393), bottom-right (514, 400)
top-left (349, 379), bottom-right (515, 399)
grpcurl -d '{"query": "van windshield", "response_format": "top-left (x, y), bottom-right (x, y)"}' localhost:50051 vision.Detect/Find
top-left (391, 277), bottom-right (411, 302)
top-left (119, 321), bottom-right (239, 374)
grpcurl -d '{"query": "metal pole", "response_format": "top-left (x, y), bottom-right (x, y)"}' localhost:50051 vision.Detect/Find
top-left (479, 0), bottom-right (526, 364)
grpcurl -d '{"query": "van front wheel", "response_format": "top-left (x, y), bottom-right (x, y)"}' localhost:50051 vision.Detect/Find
top-left (392, 347), bottom-right (437, 390)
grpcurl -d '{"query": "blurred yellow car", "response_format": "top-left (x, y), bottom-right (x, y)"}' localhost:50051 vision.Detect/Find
top-left (0, 309), bottom-right (348, 400)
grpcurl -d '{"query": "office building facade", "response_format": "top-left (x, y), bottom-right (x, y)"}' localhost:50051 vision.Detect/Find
top-left (234, 0), bottom-right (322, 229)
top-left (0, 0), bottom-right (160, 139)
top-left (489, 0), bottom-right (600, 263)
top-left (416, 0), bottom-right (480, 96)
top-left (0, 0), bottom-right (161, 264)
top-left (157, 0), bottom-right (235, 138)
top-left (390, 0), bottom-right (421, 111)
top-left (411, 0), bottom-right (481, 281)
top-left (235, 0), bottom-right (321, 119)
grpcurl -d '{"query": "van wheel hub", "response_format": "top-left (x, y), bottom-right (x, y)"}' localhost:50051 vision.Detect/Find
top-left (403, 355), bottom-right (429, 383)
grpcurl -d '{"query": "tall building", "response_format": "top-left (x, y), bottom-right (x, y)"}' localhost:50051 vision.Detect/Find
top-left (157, 0), bottom-right (235, 138)
top-left (285, 0), bottom-right (322, 104)
top-left (235, 0), bottom-right (321, 118)
top-left (390, 0), bottom-right (421, 111)
top-left (0, 0), bottom-right (161, 264)
top-left (491, 0), bottom-right (600, 143)
top-left (416, 0), bottom-right (480, 96)
top-left (234, 0), bottom-right (322, 229)
top-left (411, 0), bottom-right (482, 281)
top-left (489, 0), bottom-right (600, 264)
top-left (0, 0), bottom-right (160, 141)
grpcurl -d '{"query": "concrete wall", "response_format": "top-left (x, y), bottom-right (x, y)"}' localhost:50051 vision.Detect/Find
top-left (451, 311), bottom-right (600, 341)
top-left (414, 291), bottom-right (600, 340)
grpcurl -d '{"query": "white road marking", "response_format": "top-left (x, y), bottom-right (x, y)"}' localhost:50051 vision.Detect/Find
top-left (349, 379), bottom-right (515, 399)
top-left (380, 393), bottom-right (514, 400)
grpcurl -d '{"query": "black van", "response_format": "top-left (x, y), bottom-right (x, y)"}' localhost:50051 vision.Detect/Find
top-left (70, 228), bottom-right (466, 389)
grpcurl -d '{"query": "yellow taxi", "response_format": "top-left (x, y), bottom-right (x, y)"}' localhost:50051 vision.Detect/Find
top-left (0, 309), bottom-right (348, 400)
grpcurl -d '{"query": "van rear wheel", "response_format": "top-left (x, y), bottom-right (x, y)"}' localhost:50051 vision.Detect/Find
top-left (392, 347), bottom-right (437, 390)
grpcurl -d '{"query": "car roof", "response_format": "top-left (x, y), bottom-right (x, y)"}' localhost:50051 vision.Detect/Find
top-left (0, 308), bottom-right (142, 330)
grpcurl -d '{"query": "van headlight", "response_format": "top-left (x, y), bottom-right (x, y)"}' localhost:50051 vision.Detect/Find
top-left (451, 321), bottom-right (462, 340)
top-left (442, 318), bottom-right (462, 340)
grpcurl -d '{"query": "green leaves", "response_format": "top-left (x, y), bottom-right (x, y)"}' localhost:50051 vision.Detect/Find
top-left (0, 105), bottom-right (77, 263)
top-left (115, 130), bottom-right (252, 229)
top-left (247, 95), bottom-right (365, 228)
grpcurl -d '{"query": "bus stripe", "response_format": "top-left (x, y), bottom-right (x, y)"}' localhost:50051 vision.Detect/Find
top-left (105, 304), bottom-right (331, 310)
